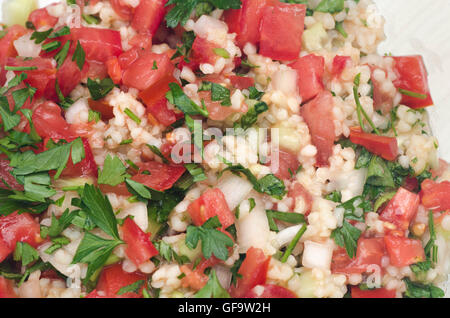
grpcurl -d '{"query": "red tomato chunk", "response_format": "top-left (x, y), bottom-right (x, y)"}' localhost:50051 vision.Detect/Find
top-left (122, 217), bottom-right (158, 267)
top-left (379, 187), bottom-right (420, 232)
top-left (349, 127), bottom-right (398, 161)
top-left (384, 235), bottom-right (425, 267)
top-left (420, 179), bottom-right (450, 211)
top-left (187, 188), bottom-right (235, 229)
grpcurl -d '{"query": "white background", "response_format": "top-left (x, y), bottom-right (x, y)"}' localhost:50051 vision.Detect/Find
top-left (1, 0), bottom-right (450, 160)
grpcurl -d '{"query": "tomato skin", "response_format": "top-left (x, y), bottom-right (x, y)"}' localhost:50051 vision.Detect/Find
top-left (122, 218), bottom-right (158, 267)
top-left (287, 182), bottom-right (313, 215)
top-left (0, 159), bottom-right (23, 191)
top-left (60, 138), bottom-right (98, 178)
top-left (0, 25), bottom-right (28, 85)
top-left (7, 57), bottom-right (57, 98)
top-left (230, 247), bottom-right (270, 298)
top-left (33, 101), bottom-right (75, 140)
top-left (270, 149), bottom-right (300, 181)
top-left (300, 91), bottom-right (335, 167)
top-left (96, 263), bottom-right (146, 298)
top-left (228, 75), bottom-right (255, 90)
top-left (332, 55), bottom-right (351, 78)
top-left (349, 127), bottom-right (398, 161)
top-left (332, 237), bottom-right (385, 274)
top-left (188, 188), bottom-right (235, 229)
top-left (379, 187), bottom-right (420, 232)
top-left (223, 8), bottom-right (242, 35)
top-left (420, 179), bottom-right (450, 211)
top-left (45, 55), bottom-right (88, 102)
top-left (131, 161), bottom-right (185, 192)
top-left (259, 3), bottom-right (306, 61)
top-left (244, 284), bottom-right (297, 298)
top-left (32, 102), bottom-right (98, 178)
top-left (234, 0), bottom-right (275, 47)
top-left (0, 212), bottom-right (41, 262)
top-left (88, 98), bottom-right (115, 121)
top-left (122, 52), bottom-right (173, 91)
top-left (131, 0), bottom-right (167, 36)
top-left (145, 97), bottom-right (179, 127)
top-left (392, 56), bottom-right (433, 109)
top-left (0, 277), bottom-right (17, 298)
top-left (191, 37), bottom-right (218, 67)
top-left (106, 57), bottom-right (122, 85)
top-left (384, 235), bottom-right (425, 267)
top-left (111, 0), bottom-right (133, 20)
top-left (71, 28), bottom-right (123, 64)
top-left (289, 54), bottom-right (325, 102)
top-left (28, 8), bottom-right (58, 30)
top-left (351, 286), bottom-right (396, 298)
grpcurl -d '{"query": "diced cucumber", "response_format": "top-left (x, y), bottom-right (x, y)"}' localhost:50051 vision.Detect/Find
top-left (177, 239), bottom-right (202, 262)
top-left (294, 270), bottom-right (318, 298)
top-left (2, 0), bottom-right (38, 27)
top-left (302, 22), bottom-right (328, 52)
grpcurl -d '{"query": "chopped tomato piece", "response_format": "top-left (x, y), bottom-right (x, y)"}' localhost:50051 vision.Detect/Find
top-left (351, 286), bottom-right (396, 298)
top-left (420, 179), bottom-right (450, 211)
top-left (332, 238), bottom-right (385, 274)
top-left (300, 91), bottom-right (335, 167)
top-left (111, 0), bottom-right (133, 21)
top-left (199, 90), bottom-right (243, 121)
top-left (270, 149), bottom-right (300, 181)
top-left (131, 0), bottom-right (167, 36)
top-left (392, 56), bottom-right (433, 109)
top-left (431, 159), bottom-right (448, 179)
top-left (6, 57), bottom-right (57, 98)
top-left (0, 159), bottom-right (23, 191)
top-left (71, 27), bottom-right (123, 64)
top-left (232, 0), bottom-right (275, 47)
top-left (33, 101), bottom-right (76, 140)
top-left (131, 161), bottom-right (185, 192)
top-left (28, 8), bottom-right (58, 30)
top-left (106, 57), bottom-right (122, 84)
top-left (0, 25), bottom-right (27, 85)
top-left (96, 263), bottom-right (146, 298)
top-left (384, 235), bottom-right (425, 267)
top-left (228, 75), bottom-right (255, 90)
top-left (223, 7), bottom-right (242, 35)
top-left (85, 290), bottom-right (107, 298)
top-left (259, 2), bottom-right (306, 61)
top-left (0, 212), bottom-right (41, 262)
top-left (122, 217), bottom-right (158, 267)
top-left (332, 55), bottom-right (351, 78)
top-left (0, 277), bottom-right (17, 298)
top-left (229, 247), bottom-right (270, 298)
top-left (190, 37), bottom-right (219, 67)
top-left (45, 54), bottom-right (88, 102)
top-left (187, 188), bottom-right (235, 229)
top-left (60, 138), bottom-right (98, 178)
top-left (289, 54), bottom-right (325, 102)
top-left (379, 187), bottom-right (420, 232)
top-left (349, 127), bottom-right (398, 161)
top-left (244, 284), bottom-right (297, 298)
top-left (88, 98), bottom-right (115, 121)
top-left (122, 52), bottom-right (173, 91)
top-left (287, 182), bottom-right (313, 215)
top-left (145, 97), bottom-right (180, 127)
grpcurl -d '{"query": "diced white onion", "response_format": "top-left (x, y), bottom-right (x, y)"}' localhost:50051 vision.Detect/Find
top-left (301, 240), bottom-right (333, 270)
top-left (14, 34), bottom-right (41, 58)
top-left (275, 224), bottom-right (304, 248)
top-left (217, 172), bottom-right (253, 211)
top-left (236, 198), bottom-right (270, 253)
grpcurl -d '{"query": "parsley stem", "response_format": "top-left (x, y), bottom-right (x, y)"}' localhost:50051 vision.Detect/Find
top-left (124, 108), bottom-right (141, 125)
top-left (280, 223), bottom-right (307, 263)
top-left (4, 66), bottom-right (37, 71)
top-left (398, 88), bottom-right (427, 100)
top-left (353, 74), bottom-right (381, 135)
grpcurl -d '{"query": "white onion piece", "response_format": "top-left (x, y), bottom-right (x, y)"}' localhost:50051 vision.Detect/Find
top-left (275, 224), bottom-right (303, 248)
top-left (236, 198), bottom-right (270, 253)
top-left (18, 271), bottom-right (42, 298)
top-left (14, 34), bottom-right (41, 58)
top-left (214, 265), bottom-right (232, 290)
top-left (302, 240), bottom-right (334, 271)
top-left (332, 168), bottom-right (368, 202)
top-left (116, 202), bottom-right (148, 232)
top-left (272, 68), bottom-right (298, 96)
top-left (217, 172), bottom-right (253, 211)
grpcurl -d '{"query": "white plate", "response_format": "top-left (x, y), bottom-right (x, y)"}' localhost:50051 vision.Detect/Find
top-left (1, 0), bottom-right (449, 161)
